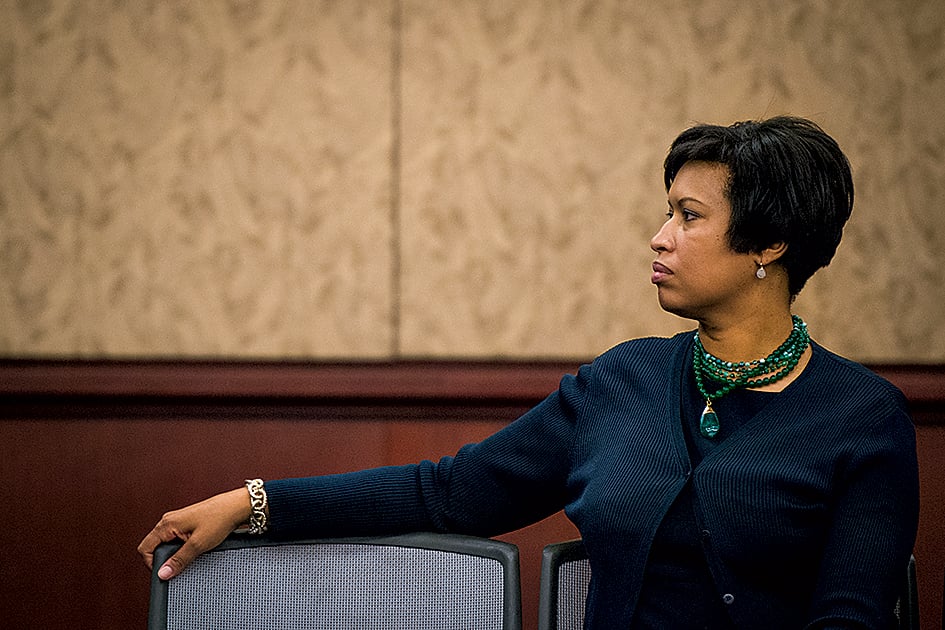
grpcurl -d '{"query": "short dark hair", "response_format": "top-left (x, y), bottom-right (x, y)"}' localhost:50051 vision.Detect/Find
top-left (663, 116), bottom-right (854, 296)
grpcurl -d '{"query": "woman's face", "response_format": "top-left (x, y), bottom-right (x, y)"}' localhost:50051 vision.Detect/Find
top-left (650, 160), bottom-right (758, 320)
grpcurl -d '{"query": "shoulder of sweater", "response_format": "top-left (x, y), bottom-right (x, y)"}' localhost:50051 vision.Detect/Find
top-left (804, 346), bottom-right (917, 462)
top-left (595, 331), bottom-right (693, 362)
top-left (809, 341), bottom-right (908, 405)
top-left (578, 331), bottom-right (694, 383)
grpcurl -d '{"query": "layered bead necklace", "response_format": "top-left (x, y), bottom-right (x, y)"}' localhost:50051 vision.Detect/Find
top-left (693, 315), bottom-right (810, 438)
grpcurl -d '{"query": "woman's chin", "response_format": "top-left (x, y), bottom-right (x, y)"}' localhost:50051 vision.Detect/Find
top-left (656, 293), bottom-right (697, 321)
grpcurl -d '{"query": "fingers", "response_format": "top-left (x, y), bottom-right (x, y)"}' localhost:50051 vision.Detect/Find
top-left (136, 531), bottom-right (159, 570)
top-left (137, 488), bottom-right (253, 580)
top-left (137, 510), bottom-right (190, 572)
top-left (156, 537), bottom-right (203, 580)
top-left (138, 515), bottom-right (211, 580)
top-left (154, 524), bottom-right (235, 580)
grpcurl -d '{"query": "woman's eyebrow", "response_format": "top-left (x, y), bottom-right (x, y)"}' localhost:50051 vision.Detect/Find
top-left (668, 195), bottom-right (707, 207)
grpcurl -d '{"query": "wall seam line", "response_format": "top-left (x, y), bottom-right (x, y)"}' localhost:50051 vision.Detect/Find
top-left (390, 0), bottom-right (403, 358)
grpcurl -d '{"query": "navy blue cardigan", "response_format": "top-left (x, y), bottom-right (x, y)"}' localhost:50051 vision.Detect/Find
top-left (267, 333), bottom-right (919, 629)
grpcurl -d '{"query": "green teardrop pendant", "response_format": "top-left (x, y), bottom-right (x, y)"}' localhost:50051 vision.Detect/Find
top-left (700, 402), bottom-right (720, 438)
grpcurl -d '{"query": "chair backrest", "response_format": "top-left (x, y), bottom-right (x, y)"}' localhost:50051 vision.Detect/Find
top-left (537, 539), bottom-right (590, 630)
top-left (149, 532), bottom-right (522, 630)
top-left (537, 539), bottom-right (918, 630)
top-left (895, 554), bottom-right (919, 630)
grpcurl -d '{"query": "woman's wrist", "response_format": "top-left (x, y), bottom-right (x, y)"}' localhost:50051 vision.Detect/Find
top-left (243, 478), bottom-right (269, 535)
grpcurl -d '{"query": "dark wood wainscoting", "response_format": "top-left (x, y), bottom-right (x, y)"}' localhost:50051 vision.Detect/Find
top-left (2, 360), bottom-right (943, 630)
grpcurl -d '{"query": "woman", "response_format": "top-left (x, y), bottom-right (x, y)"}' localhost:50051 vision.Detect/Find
top-left (139, 116), bottom-right (919, 629)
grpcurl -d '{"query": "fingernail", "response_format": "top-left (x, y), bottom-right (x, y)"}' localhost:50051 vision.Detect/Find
top-left (158, 565), bottom-right (174, 580)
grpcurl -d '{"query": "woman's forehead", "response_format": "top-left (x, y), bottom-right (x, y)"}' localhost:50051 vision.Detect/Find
top-left (668, 161), bottom-right (731, 204)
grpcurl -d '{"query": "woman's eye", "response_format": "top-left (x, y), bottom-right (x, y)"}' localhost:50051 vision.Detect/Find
top-left (666, 207), bottom-right (698, 221)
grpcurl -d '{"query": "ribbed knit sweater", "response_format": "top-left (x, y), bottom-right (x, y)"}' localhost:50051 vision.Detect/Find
top-left (266, 332), bottom-right (919, 629)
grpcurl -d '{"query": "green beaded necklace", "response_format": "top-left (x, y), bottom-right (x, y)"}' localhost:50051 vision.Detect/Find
top-left (693, 315), bottom-right (809, 438)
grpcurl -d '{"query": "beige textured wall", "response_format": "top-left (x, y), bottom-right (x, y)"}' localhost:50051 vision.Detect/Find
top-left (2, 0), bottom-right (944, 362)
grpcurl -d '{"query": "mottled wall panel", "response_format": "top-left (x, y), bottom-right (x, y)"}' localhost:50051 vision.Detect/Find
top-left (400, 0), bottom-right (945, 361)
top-left (0, 1), bottom-right (394, 358)
top-left (2, 0), bottom-right (944, 361)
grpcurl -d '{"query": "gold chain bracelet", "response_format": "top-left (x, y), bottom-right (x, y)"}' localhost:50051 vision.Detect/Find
top-left (244, 478), bottom-right (268, 535)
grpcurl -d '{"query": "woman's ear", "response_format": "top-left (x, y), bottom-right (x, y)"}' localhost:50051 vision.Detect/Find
top-left (760, 241), bottom-right (788, 264)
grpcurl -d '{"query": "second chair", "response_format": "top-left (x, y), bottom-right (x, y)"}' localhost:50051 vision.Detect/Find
top-left (537, 539), bottom-right (918, 630)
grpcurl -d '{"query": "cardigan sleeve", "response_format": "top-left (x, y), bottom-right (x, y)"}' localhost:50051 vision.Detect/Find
top-left (263, 364), bottom-right (589, 540)
top-left (804, 388), bottom-right (920, 628)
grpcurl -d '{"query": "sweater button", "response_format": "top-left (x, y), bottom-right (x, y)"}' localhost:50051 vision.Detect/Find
top-left (722, 593), bottom-right (735, 605)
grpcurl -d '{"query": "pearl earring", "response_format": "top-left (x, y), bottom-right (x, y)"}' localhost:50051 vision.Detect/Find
top-left (755, 263), bottom-right (767, 279)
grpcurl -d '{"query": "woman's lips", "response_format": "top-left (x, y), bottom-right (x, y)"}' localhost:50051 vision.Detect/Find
top-left (651, 261), bottom-right (672, 284)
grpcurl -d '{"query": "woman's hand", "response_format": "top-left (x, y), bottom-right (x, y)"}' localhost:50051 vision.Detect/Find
top-left (137, 487), bottom-right (253, 580)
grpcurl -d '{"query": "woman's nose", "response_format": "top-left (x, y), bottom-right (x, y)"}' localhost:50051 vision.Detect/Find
top-left (650, 219), bottom-right (672, 253)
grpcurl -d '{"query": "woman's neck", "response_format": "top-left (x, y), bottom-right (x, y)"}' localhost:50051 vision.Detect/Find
top-left (695, 310), bottom-right (812, 392)
top-left (696, 310), bottom-right (796, 363)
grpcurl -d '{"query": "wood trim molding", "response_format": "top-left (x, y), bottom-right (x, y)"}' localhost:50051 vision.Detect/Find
top-left (1, 359), bottom-right (942, 418)
top-left (0, 359), bottom-right (580, 401)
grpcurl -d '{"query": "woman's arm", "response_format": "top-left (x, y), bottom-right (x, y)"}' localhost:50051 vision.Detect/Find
top-left (805, 402), bottom-right (919, 628)
top-left (264, 369), bottom-right (588, 539)
top-left (138, 364), bottom-right (591, 577)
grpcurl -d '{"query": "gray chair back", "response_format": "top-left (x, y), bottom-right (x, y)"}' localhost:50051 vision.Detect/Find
top-left (537, 539), bottom-right (590, 630)
top-left (149, 532), bottom-right (521, 630)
